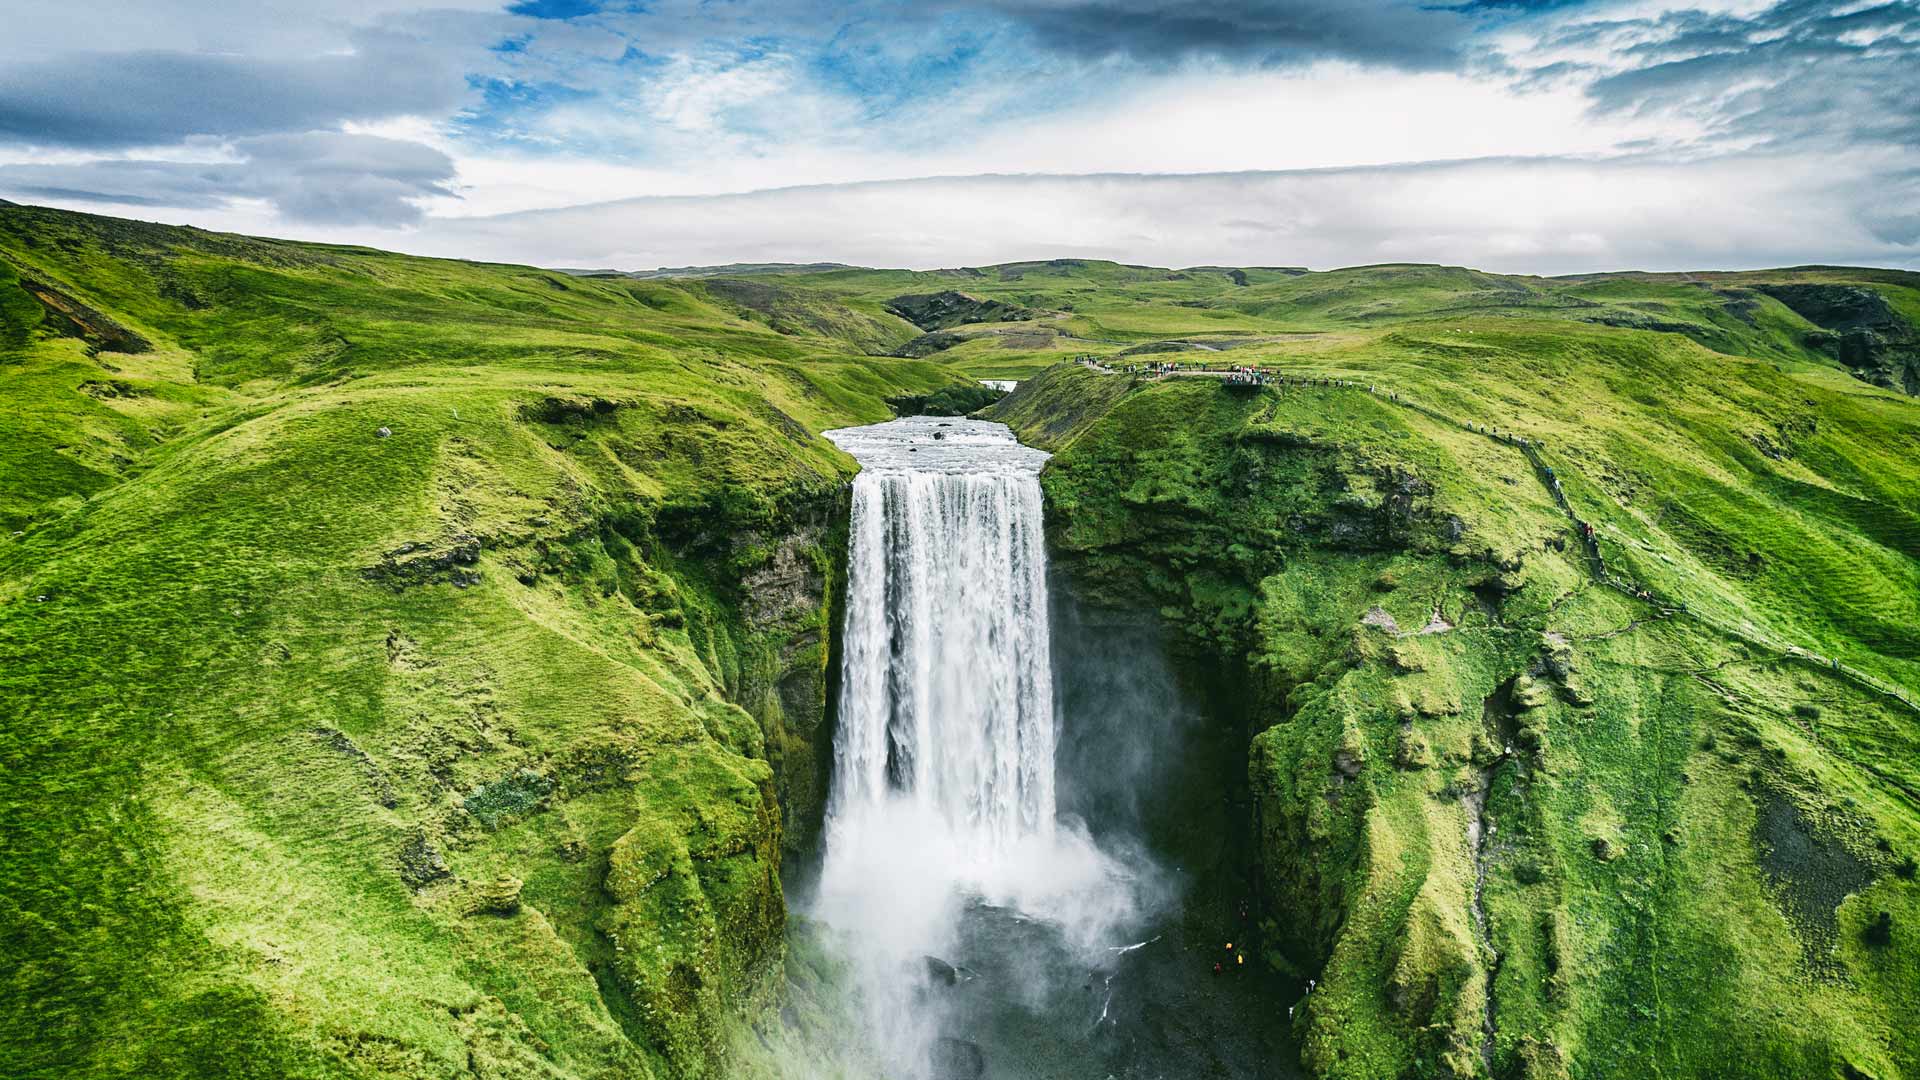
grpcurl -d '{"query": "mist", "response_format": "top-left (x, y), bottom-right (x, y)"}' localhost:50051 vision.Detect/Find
top-left (766, 417), bottom-right (1289, 1080)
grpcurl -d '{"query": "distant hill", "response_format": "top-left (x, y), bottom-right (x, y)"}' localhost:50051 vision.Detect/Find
top-left (559, 261), bottom-right (861, 279)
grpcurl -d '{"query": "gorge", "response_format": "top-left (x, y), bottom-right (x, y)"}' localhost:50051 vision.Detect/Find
top-left (3, 205), bottom-right (1917, 1080)
top-left (800, 415), bottom-right (1287, 1078)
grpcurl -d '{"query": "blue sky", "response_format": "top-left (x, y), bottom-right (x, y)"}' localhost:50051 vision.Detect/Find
top-left (1, 0), bottom-right (1916, 271)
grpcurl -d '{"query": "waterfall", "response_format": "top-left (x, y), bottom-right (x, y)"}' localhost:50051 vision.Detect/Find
top-left (810, 416), bottom-right (1143, 1079)
top-left (828, 423), bottom-right (1057, 851)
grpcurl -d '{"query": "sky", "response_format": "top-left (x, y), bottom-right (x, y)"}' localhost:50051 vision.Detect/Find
top-left (2, 0), bottom-right (1917, 273)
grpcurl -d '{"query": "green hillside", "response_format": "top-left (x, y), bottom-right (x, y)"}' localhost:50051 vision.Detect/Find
top-left (0, 205), bottom-right (960, 1080)
top-left (988, 339), bottom-right (1920, 1077)
top-left (626, 256), bottom-right (1920, 392)
top-left (4, 203), bottom-right (1918, 1080)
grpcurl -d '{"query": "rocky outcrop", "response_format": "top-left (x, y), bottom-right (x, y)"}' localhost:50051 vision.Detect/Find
top-left (730, 491), bottom-right (848, 854)
top-left (1758, 283), bottom-right (1920, 395)
top-left (884, 384), bottom-right (1005, 417)
top-left (891, 329), bottom-right (975, 357)
top-left (361, 535), bottom-right (483, 589)
top-left (15, 274), bottom-right (152, 353)
top-left (884, 290), bottom-right (1037, 331)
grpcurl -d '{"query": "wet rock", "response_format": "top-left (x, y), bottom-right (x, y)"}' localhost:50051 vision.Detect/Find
top-left (923, 955), bottom-right (962, 985)
top-left (929, 1036), bottom-right (985, 1080)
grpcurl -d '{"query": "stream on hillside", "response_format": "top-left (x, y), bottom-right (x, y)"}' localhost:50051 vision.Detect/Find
top-left (777, 416), bottom-right (1298, 1080)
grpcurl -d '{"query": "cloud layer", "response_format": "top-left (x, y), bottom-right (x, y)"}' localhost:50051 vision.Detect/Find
top-left (406, 154), bottom-right (1919, 274)
top-left (0, 1), bottom-right (1915, 268)
top-left (0, 31), bottom-right (466, 150)
top-left (0, 134), bottom-right (456, 226)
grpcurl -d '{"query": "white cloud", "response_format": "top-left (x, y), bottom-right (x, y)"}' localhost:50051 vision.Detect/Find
top-left (368, 151), bottom-right (1919, 274)
top-left (354, 58), bottom-right (1706, 223)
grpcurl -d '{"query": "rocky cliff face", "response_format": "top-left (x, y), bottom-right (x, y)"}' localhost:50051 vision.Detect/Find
top-left (991, 362), bottom-right (1920, 1080)
top-left (729, 492), bottom-right (848, 855)
top-left (883, 290), bottom-right (1039, 331)
top-left (517, 467), bottom-right (854, 1076)
top-left (1758, 283), bottom-right (1920, 395)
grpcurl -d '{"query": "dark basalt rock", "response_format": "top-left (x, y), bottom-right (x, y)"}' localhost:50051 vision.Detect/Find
top-left (922, 954), bottom-right (976, 986)
top-left (884, 290), bottom-right (1036, 332)
top-left (929, 1036), bottom-right (985, 1080)
top-left (1757, 283), bottom-right (1920, 395)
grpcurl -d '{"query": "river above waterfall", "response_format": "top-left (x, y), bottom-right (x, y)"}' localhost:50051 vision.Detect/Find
top-left (801, 416), bottom-right (1295, 1080)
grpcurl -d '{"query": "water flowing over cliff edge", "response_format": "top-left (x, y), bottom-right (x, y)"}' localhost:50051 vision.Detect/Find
top-left (804, 416), bottom-right (1289, 1080)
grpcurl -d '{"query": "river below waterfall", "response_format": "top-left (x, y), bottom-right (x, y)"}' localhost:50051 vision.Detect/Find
top-left (797, 416), bottom-right (1296, 1080)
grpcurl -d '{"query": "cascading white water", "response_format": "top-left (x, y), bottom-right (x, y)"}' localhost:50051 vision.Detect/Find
top-left (811, 416), bottom-right (1143, 1078)
top-left (828, 419), bottom-right (1057, 851)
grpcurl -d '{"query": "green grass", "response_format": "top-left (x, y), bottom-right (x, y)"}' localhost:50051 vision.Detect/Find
top-left (4, 203), bottom-right (1919, 1080)
top-left (0, 206), bottom-right (961, 1080)
top-left (988, 327), bottom-right (1920, 1078)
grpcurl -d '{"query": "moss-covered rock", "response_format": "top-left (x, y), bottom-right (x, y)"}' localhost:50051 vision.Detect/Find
top-left (993, 356), bottom-right (1920, 1079)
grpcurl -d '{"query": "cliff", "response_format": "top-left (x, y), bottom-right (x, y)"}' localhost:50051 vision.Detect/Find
top-left (990, 352), bottom-right (1920, 1079)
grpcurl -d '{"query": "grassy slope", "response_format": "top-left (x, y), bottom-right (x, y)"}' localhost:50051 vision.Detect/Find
top-left (6, 205), bottom-right (1919, 1080)
top-left (989, 327), bottom-right (1919, 1078)
top-left (0, 206), bottom-right (962, 1080)
top-left (703, 258), bottom-right (1920, 391)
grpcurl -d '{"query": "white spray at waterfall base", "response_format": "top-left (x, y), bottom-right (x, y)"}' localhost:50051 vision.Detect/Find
top-left (812, 417), bottom-right (1153, 1076)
